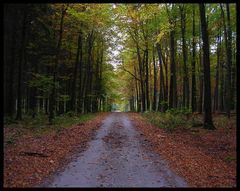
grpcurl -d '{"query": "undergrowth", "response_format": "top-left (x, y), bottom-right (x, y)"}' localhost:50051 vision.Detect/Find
top-left (142, 109), bottom-right (202, 132)
top-left (4, 112), bottom-right (96, 138)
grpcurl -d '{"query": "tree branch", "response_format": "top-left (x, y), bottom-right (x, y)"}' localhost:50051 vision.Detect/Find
top-left (121, 65), bottom-right (141, 81)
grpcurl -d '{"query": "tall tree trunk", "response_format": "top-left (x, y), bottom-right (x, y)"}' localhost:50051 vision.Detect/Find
top-left (191, 5), bottom-right (197, 113)
top-left (162, 45), bottom-right (169, 111)
top-left (16, 7), bottom-right (28, 120)
top-left (214, 32), bottom-right (221, 112)
top-left (226, 4), bottom-right (233, 113)
top-left (4, 6), bottom-right (16, 117)
top-left (169, 30), bottom-right (177, 109)
top-left (29, 60), bottom-right (38, 118)
top-left (156, 43), bottom-right (165, 112)
top-left (180, 5), bottom-right (189, 109)
top-left (136, 44), bottom-right (145, 112)
top-left (134, 66), bottom-right (141, 112)
top-left (99, 45), bottom-right (103, 111)
top-left (220, 4), bottom-right (232, 118)
top-left (84, 30), bottom-right (94, 113)
top-left (199, 4), bottom-right (215, 129)
top-left (198, 22), bottom-right (204, 113)
top-left (219, 46), bottom-right (224, 112)
top-left (94, 45), bottom-right (102, 112)
top-left (152, 46), bottom-right (157, 111)
top-left (145, 48), bottom-right (150, 111)
top-left (231, 47), bottom-right (236, 111)
top-left (49, 5), bottom-right (67, 124)
top-left (70, 32), bottom-right (82, 111)
top-left (78, 32), bottom-right (84, 113)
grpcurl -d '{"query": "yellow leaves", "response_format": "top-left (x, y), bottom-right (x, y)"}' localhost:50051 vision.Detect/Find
top-left (66, 4), bottom-right (111, 30)
top-left (156, 23), bottom-right (171, 43)
top-left (156, 31), bottom-right (166, 43)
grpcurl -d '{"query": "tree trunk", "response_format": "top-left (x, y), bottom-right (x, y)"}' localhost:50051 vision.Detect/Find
top-left (191, 5), bottom-right (197, 113)
top-left (145, 48), bottom-right (150, 111)
top-left (214, 32), bottom-right (221, 112)
top-left (162, 44), bottom-right (169, 111)
top-left (84, 30), bottom-right (94, 113)
top-left (220, 4), bottom-right (232, 118)
top-left (134, 66), bottom-right (141, 112)
top-left (152, 46), bottom-right (157, 111)
top-left (136, 44), bottom-right (145, 112)
top-left (169, 30), bottom-right (177, 109)
top-left (199, 4), bottom-right (215, 129)
top-left (198, 22), bottom-right (203, 113)
top-left (226, 4), bottom-right (233, 114)
top-left (49, 5), bottom-right (67, 124)
top-left (70, 32), bottom-right (82, 111)
top-left (16, 7), bottom-right (28, 120)
top-left (4, 5), bottom-right (17, 117)
top-left (156, 43), bottom-right (165, 112)
top-left (180, 5), bottom-right (189, 109)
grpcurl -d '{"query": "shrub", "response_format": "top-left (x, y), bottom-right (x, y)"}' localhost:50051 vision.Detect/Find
top-left (4, 117), bottom-right (17, 125)
top-left (142, 111), bottom-right (191, 132)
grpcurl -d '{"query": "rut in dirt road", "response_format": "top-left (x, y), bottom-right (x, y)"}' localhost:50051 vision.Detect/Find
top-left (41, 112), bottom-right (188, 187)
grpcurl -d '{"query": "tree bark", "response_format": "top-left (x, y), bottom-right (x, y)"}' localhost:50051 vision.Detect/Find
top-left (145, 48), bottom-right (150, 111)
top-left (70, 32), bottom-right (82, 111)
top-left (4, 5), bottom-right (17, 117)
top-left (152, 46), bottom-right (157, 111)
top-left (169, 30), bottom-right (177, 109)
top-left (220, 4), bottom-right (232, 118)
top-left (199, 4), bottom-right (215, 129)
top-left (156, 43), bottom-right (165, 112)
top-left (136, 44), bottom-right (145, 112)
top-left (213, 32), bottom-right (221, 112)
top-left (180, 5), bottom-right (189, 109)
top-left (16, 7), bottom-right (28, 120)
top-left (49, 5), bottom-right (67, 124)
top-left (191, 5), bottom-right (197, 113)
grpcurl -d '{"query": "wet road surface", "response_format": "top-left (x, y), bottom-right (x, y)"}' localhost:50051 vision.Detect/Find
top-left (41, 112), bottom-right (188, 187)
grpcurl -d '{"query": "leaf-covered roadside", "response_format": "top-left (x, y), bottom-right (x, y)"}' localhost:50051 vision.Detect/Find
top-left (4, 112), bottom-right (109, 188)
top-left (129, 113), bottom-right (236, 187)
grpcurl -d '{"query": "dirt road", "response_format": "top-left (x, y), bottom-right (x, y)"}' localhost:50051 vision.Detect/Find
top-left (41, 112), bottom-right (188, 187)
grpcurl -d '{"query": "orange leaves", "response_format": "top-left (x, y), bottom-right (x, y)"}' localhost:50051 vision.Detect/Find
top-left (4, 113), bottom-right (109, 188)
top-left (128, 113), bottom-right (236, 187)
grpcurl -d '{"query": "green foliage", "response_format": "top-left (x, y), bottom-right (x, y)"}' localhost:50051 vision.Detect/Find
top-left (213, 115), bottom-right (229, 128)
top-left (142, 111), bottom-right (194, 132)
top-left (166, 107), bottom-right (191, 115)
top-left (65, 111), bottom-right (76, 117)
top-left (28, 73), bottom-right (54, 96)
top-left (57, 95), bottom-right (70, 102)
top-left (53, 113), bottom-right (95, 129)
top-left (5, 136), bottom-right (16, 145)
top-left (225, 156), bottom-right (236, 162)
top-left (159, 100), bottom-right (168, 108)
top-left (4, 112), bottom-right (95, 137)
top-left (4, 117), bottom-right (17, 125)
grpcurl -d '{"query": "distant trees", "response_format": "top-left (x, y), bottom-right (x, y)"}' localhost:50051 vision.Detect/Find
top-left (116, 3), bottom-right (236, 124)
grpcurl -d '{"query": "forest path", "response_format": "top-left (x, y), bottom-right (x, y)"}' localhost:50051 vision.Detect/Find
top-left (41, 112), bottom-right (188, 187)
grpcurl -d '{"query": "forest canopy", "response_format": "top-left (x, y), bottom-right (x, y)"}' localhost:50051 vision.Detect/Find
top-left (4, 3), bottom-right (236, 128)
